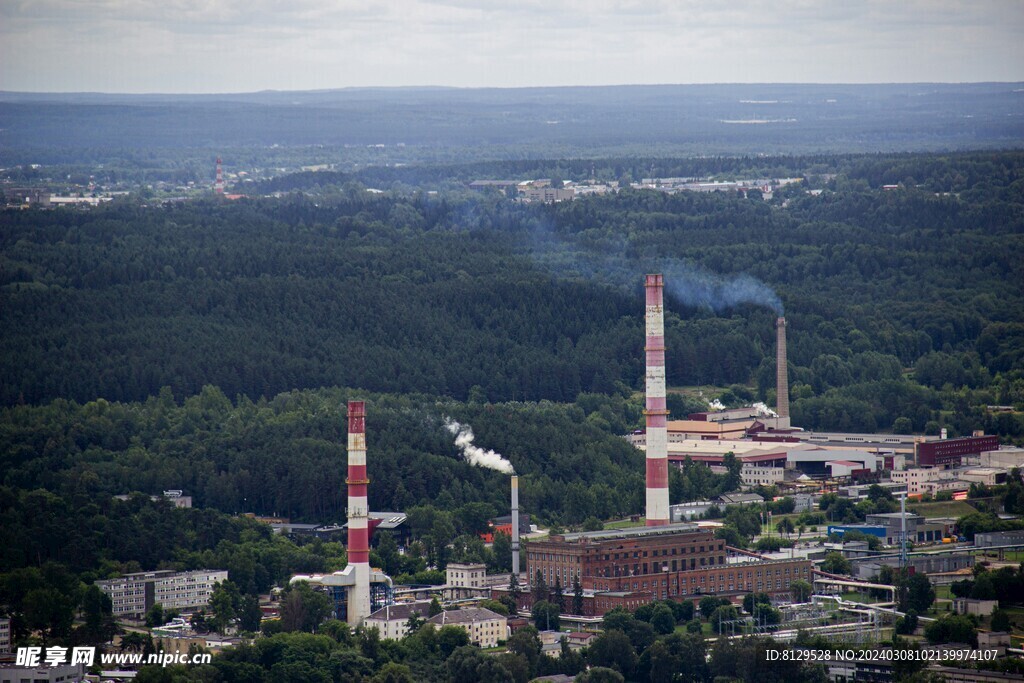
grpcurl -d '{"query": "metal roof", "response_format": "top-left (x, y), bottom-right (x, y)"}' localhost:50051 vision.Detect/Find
top-left (555, 522), bottom-right (700, 543)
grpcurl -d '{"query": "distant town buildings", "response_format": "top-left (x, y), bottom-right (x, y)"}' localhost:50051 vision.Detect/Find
top-left (114, 489), bottom-right (192, 508)
top-left (466, 175), bottom-right (804, 203)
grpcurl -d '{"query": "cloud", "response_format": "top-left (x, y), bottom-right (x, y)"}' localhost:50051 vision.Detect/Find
top-left (1, 0), bottom-right (1022, 92)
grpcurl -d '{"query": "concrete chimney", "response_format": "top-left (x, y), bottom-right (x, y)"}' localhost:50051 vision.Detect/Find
top-left (776, 317), bottom-right (790, 427)
top-left (346, 401), bottom-right (372, 624)
top-left (644, 274), bottom-right (670, 526)
top-left (511, 475), bottom-right (520, 576)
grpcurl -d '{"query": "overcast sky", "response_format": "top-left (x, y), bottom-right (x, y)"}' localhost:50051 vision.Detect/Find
top-left (2, 1), bottom-right (1022, 94)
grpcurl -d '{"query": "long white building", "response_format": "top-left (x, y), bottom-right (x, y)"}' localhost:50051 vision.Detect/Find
top-left (96, 569), bottom-right (228, 617)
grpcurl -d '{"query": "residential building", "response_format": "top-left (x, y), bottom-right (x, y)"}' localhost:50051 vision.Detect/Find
top-left (0, 617), bottom-right (9, 652)
top-left (427, 607), bottom-right (508, 647)
top-left (96, 569), bottom-right (229, 617)
top-left (446, 563), bottom-right (487, 589)
top-left (563, 632), bottom-right (596, 652)
top-left (364, 601), bottom-right (432, 640)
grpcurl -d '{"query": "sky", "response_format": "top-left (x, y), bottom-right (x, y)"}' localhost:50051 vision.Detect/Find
top-left (1, 1), bottom-right (1022, 94)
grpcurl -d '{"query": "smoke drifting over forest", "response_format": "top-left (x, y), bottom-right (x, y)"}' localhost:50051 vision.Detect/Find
top-left (660, 263), bottom-right (783, 315)
top-left (525, 220), bottom-right (783, 315)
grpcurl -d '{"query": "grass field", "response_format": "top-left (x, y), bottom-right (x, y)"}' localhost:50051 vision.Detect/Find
top-left (906, 500), bottom-right (979, 519)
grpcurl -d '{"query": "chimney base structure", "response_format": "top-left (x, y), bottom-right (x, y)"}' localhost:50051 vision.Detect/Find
top-left (645, 275), bottom-right (670, 526)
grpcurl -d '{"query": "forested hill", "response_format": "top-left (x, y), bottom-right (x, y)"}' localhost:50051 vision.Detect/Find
top-left (0, 387), bottom-right (646, 538)
top-left (2, 83), bottom-right (1022, 167)
top-left (2, 151), bottom-right (1023, 441)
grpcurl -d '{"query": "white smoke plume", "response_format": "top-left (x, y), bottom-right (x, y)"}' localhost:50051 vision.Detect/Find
top-left (444, 418), bottom-right (515, 474)
top-left (752, 402), bottom-right (778, 418)
top-left (708, 399), bottom-right (725, 411)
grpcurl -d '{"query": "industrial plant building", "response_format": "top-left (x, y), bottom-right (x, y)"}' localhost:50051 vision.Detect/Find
top-left (525, 522), bottom-right (812, 615)
top-left (293, 273), bottom-right (1011, 634)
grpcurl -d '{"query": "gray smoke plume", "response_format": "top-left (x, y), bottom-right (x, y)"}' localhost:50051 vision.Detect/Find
top-left (660, 261), bottom-right (783, 315)
top-left (444, 418), bottom-right (515, 474)
top-left (523, 218), bottom-right (783, 315)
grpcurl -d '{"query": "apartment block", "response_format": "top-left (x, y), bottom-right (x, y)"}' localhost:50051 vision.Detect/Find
top-left (96, 569), bottom-right (228, 617)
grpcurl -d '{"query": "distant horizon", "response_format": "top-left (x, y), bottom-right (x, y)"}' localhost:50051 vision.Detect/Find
top-left (3, 80), bottom-right (1024, 98)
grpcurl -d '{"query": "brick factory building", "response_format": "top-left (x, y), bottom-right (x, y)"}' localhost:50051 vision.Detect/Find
top-left (523, 523), bottom-right (812, 615)
top-left (915, 435), bottom-right (1000, 467)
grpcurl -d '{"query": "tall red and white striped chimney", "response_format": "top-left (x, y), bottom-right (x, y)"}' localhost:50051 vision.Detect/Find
top-left (214, 157), bottom-right (225, 194)
top-left (776, 317), bottom-right (790, 427)
top-left (645, 275), bottom-right (670, 526)
top-left (346, 401), bottom-right (372, 624)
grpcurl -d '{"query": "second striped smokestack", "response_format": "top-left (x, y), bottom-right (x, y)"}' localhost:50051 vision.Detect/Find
top-left (776, 317), bottom-right (790, 427)
top-left (644, 274), bottom-right (669, 526)
top-left (511, 475), bottom-right (520, 576)
top-left (346, 401), bottom-right (372, 624)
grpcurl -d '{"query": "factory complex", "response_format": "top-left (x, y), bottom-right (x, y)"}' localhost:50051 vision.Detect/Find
top-left (276, 272), bottom-right (1020, 651)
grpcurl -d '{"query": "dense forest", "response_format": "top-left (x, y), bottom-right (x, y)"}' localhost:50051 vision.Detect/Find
top-left (3, 152), bottom-right (1023, 440)
top-left (0, 387), bottom-right (646, 529)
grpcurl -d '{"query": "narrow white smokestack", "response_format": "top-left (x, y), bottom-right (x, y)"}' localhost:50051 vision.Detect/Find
top-left (511, 475), bottom-right (520, 576)
top-left (645, 274), bottom-right (670, 526)
top-left (776, 317), bottom-right (791, 428)
top-left (346, 401), bottom-right (372, 625)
